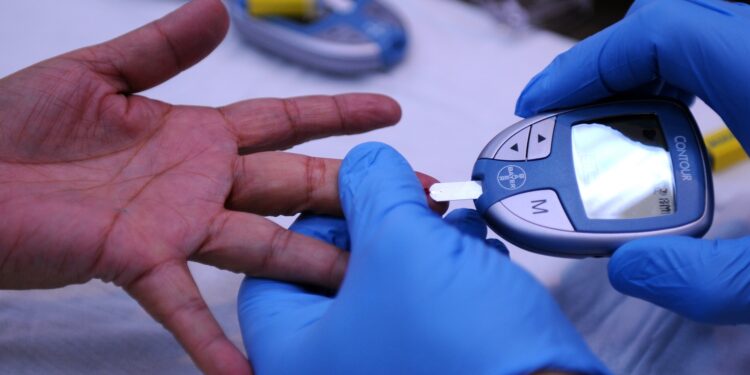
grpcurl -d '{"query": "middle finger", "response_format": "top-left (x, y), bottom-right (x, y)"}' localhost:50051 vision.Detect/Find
top-left (228, 151), bottom-right (447, 216)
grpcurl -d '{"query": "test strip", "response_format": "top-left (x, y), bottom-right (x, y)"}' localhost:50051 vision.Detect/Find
top-left (429, 181), bottom-right (483, 202)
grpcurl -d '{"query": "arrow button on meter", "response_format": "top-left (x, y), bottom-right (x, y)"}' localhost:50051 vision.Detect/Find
top-left (527, 117), bottom-right (556, 160)
top-left (495, 126), bottom-right (530, 161)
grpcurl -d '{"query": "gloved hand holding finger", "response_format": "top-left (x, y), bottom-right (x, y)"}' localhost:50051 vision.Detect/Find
top-left (0, 0), bottom-right (444, 372)
top-left (238, 142), bottom-right (609, 375)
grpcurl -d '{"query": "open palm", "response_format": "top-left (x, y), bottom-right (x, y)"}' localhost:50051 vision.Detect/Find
top-left (0, 1), bottom-right (425, 373)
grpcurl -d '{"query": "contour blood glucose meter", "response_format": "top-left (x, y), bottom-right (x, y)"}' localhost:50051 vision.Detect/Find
top-left (432, 99), bottom-right (714, 257)
top-left (228, 0), bottom-right (408, 74)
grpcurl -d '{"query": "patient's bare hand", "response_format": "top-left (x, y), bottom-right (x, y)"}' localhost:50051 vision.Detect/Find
top-left (0, 1), bottom-right (425, 373)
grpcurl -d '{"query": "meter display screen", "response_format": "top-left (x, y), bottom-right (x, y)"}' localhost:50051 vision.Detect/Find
top-left (571, 115), bottom-right (675, 219)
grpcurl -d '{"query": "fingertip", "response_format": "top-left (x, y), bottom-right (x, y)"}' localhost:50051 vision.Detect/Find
top-left (91, 0), bottom-right (231, 93)
top-left (608, 237), bottom-right (661, 292)
top-left (339, 142), bottom-right (431, 238)
top-left (340, 142), bottom-right (397, 175)
top-left (515, 71), bottom-right (549, 117)
top-left (513, 103), bottom-right (533, 119)
top-left (200, 0), bottom-right (231, 39)
top-left (415, 171), bottom-right (439, 189)
top-left (608, 236), bottom-right (750, 324)
top-left (607, 241), bottom-right (640, 293)
top-left (339, 142), bottom-right (419, 200)
top-left (193, 335), bottom-right (252, 375)
top-left (125, 262), bottom-right (248, 375)
top-left (338, 93), bottom-right (402, 130)
top-left (339, 142), bottom-right (387, 194)
top-left (161, 0), bottom-right (230, 59)
top-left (416, 172), bottom-right (449, 215)
top-left (428, 197), bottom-right (449, 216)
top-left (608, 236), bottom-right (694, 293)
top-left (378, 94), bottom-right (403, 125)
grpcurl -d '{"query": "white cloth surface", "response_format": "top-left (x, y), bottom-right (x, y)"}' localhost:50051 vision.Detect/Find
top-left (554, 258), bottom-right (750, 375)
top-left (0, 0), bottom-right (745, 374)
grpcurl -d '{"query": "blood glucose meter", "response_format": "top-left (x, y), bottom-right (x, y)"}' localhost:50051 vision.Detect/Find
top-left (432, 99), bottom-right (713, 257)
top-left (228, 0), bottom-right (408, 74)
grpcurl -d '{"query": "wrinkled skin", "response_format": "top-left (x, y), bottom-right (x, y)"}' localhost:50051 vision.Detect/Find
top-left (0, 1), bottom-right (441, 373)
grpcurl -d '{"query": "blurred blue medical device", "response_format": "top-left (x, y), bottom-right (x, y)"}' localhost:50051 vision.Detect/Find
top-left (228, 0), bottom-right (408, 74)
top-left (431, 99), bottom-right (713, 257)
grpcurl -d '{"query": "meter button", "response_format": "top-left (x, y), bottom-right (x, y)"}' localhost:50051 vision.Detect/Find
top-left (500, 189), bottom-right (574, 231)
top-left (494, 126), bottom-right (530, 161)
top-left (527, 117), bottom-right (555, 160)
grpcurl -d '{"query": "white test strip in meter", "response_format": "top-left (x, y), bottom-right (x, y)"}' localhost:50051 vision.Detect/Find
top-left (429, 181), bottom-right (483, 202)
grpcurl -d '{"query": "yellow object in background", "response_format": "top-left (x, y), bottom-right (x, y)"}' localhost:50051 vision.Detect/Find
top-left (247, 0), bottom-right (316, 18)
top-left (705, 127), bottom-right (748, 172)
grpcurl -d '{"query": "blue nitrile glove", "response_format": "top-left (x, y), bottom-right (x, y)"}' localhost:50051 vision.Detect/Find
top-left (515, 0), bottom-right (750, 324)
top-left (237, 142), bottom-right (609, 375)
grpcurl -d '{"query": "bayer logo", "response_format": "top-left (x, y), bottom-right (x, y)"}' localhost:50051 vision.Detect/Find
top-left (497, 165), bottom-right (527, 190)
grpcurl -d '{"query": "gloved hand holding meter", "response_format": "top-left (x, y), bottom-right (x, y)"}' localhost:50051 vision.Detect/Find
top-left (513, 0), bottom-right (750, 326)
top-left (435, 0), bottom-right (750, 326)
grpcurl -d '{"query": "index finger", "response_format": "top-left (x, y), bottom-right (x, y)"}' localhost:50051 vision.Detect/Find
top-left (338, 142), bottom-right (440, 249)
top-left (228, 151), bottom-right (447, 216)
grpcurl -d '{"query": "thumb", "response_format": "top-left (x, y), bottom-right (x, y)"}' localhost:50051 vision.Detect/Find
top-left (237, 279), bottom-right (331, 373)
top-left (69, 0), bottom-right (228, 93)
top-left (238, 216), bottom-right (345, 370)
top-left (515, 0), bottom-right (750, 138)
top-left (608, 236), bottom-right (750, 324)
top-left (338, 142), bottom-right (440, 249)
top-left (514, 17), bottom-right (652, 118)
